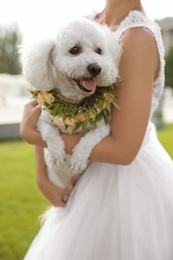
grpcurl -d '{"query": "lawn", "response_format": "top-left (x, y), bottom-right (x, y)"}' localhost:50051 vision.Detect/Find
top-left (0, 124), bottom-right (172, 260)
top-left (157, 124), bottom-right (173, 158)
top-left (0, 141), bottom-right (50, 260)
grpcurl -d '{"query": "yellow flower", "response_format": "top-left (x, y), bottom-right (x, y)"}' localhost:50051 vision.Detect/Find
top-left (89, 111), bottom-right (96, 119)
top-left (100, 102), bottom-right (107, 110)
top-left (76, 113), bottom-right (88, 122)
top-left (104, 92), bottom-right (114, 101)
top-left (45, 108), bottom-right (53, 114)
top-left (52, 116), bottom-right (65, 126)
top-left (31, 87), bottom-right (38, 93)
top-left (94, 105), bottom-right (101, 114)
top-left (52, 116), bottom-right (77, 126)
top-left (64, 117), bottom-right (77, 126)
top-left (75, 111), bottom-right (96, 122)
top-left (37, 92), bottom-right (55, 105)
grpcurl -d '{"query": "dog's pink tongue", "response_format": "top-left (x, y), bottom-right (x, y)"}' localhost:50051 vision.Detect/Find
top-left (80, 78), bottom-right (96, 90)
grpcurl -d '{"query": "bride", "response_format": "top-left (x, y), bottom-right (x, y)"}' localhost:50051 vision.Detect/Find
top-left (20, 0), bottom-right (173, 259)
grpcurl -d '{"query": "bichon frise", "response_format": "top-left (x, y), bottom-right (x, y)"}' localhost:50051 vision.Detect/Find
top-left (21, 17), bottom-right (121, 191)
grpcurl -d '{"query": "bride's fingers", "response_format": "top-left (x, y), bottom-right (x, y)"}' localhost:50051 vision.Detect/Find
top-left (44, 183), bottom-right (72, 207)
top-left (24, 99), bottom-right (41, 115)
top-left (26, 99), bottom-right (38, 107)
top-left (21, 100), bottom-right (41, 125)
top-left (20, 99), bottom-right (41, 140)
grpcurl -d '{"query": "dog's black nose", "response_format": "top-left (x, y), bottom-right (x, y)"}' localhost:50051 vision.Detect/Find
top-left (87, 63), bottom-right (101, 76)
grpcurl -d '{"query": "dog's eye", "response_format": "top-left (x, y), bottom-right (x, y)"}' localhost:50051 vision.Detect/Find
top-left (69, 46), bottom-right (81, 55)
top-left (95, 48), bottom-right (102, 55)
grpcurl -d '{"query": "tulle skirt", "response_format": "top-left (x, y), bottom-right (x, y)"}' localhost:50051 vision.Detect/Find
top-left (24, 122), bottom-right (173, 260)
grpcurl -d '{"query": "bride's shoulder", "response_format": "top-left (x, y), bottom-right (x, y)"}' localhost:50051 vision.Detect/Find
top-left (120, 26), bottom-right (157, 50)
top-left (119, 26), bottom-right (159, 73)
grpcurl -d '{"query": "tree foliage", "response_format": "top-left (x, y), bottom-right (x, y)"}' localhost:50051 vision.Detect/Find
top-left (0, 23), bottom-right (22, 74)
top-left (165, 46), bottom-right (173, 89)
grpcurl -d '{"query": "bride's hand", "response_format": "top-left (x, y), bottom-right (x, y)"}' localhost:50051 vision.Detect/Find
top-left (35, 146), bottom-right (73, 207)
top-left (20, 99), bottom-right (46, 146)
top-left (37, 176), bottom-right (72, 207)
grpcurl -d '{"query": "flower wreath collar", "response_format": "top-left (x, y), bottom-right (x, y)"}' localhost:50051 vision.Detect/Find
top-left (30, 81), bottom-right (120, 135)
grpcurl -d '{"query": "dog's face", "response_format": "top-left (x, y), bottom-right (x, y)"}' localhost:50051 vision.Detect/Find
top-left (21, 18), bottom-right (121, 101)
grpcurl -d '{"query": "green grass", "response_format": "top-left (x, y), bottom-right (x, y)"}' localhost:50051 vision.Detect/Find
top-left (0, 125), bottom-right (172, 260)
top-left (157, 124), bottom-right (173, 158)
top-left (0, 141), bottom-right (49, 260)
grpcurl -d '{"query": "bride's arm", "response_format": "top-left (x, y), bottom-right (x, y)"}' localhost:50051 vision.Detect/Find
top-left (62, 27), bottom-right (159, 164)
top-left (20, 102), bottom-right (72, 206)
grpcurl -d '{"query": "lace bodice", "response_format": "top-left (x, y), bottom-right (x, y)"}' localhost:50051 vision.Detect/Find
top-left (90, 10), bottom-right (165, 118)
top-left (114, 10), bottom-right (165, 118)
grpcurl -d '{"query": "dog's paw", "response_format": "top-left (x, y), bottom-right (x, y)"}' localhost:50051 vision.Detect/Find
top-left (47, 141), bottom-right (66, 167)
top-left (70, 156), bottom-right (88, 175)
top-left (49, 149), bottom-right (66, 167)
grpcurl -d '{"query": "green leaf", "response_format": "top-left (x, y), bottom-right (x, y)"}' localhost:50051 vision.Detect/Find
top-left (112, 101), bottom-right (120, 110)
top-left (53, 105), bottom-right (59, 115)
top-left (95, 113), bottom-right (103, 123)
top-left (44, 101), bottom-right (51, 107)
top-left (72, 122), bottom-right (83, 134)
top-left (102, 112), bottom-right (108, 125)
top-left (82, 122), bottom-right (87, 135)
top-left (89, 118), bottom-right (96, 127)
top-left (106, 101), bottom-right (111, 112)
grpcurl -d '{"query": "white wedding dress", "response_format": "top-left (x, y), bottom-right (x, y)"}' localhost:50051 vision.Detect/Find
top-left (24, 11), bottom-right (173, 260)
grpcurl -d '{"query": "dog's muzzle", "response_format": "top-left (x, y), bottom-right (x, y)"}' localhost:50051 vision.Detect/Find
top-left (73, 63), bottom-right (101, 93)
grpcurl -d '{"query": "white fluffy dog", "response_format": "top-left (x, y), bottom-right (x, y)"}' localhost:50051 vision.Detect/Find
top-left (21, 18), bottom-right (121, 190)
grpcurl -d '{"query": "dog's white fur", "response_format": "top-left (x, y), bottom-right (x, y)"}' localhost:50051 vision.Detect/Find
top-left (21, 18), bottom-right (121, 189)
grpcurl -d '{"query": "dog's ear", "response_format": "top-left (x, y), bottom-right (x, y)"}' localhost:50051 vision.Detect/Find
top-left (103, 25), bottom-right (122, 64)
top-left (19, 40), bottom-right (55, 91)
